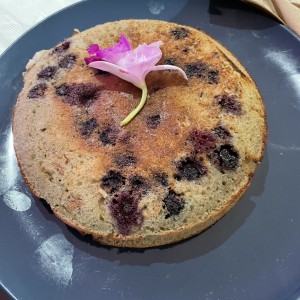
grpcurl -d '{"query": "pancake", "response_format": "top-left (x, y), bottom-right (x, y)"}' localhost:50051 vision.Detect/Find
top-left (12, 20), bottom-right (267, 247)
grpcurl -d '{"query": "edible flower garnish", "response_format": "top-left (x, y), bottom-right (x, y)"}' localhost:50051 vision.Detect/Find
top-left (85, 34), bottom-right (188, 126)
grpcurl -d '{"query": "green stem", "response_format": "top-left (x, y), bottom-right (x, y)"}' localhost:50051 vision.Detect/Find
top-left (121, 84), bottom-right (148, 126)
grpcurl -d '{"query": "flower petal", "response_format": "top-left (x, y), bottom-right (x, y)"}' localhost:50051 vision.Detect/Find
top-left (87, 44), bottom-right (100, 54)
top-left (96, 34), bottom-right (132, 63)
top-left (150, 64), bottom-right (188, 80)
top-left (84, 55), bottom-right (101, 64)
top-left (120, 41), bottom-right (163, 70)
top-left (115, 41), bottom-right (163, 85)
top-left (88, 61), bottom-right (144, 88)
top-left (118, 34), bottom-right (132, 51)
top-left (86, 35), bottom-right (188, 126)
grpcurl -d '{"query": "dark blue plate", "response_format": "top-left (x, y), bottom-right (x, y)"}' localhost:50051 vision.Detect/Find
top-left (1, 0), bottom-right (300, 299)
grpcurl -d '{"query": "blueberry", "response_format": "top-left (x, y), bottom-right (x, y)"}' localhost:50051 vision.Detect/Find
top-left (109, 191), bottom-right (143, 235)
top-left (79, 118), bottom-right (98, 137)
top-left (114, 152), bottom-right (137, 168)
top-left (209, 144), bottom-right (240, 172)
top-left (55, 83), bottom-right (70, 96)
top-left (154, 172), bottom-right (169, 186)
top-left (191, 130), bottom-right (216, 153)
top-left (174, 157), bottom-right (207, 181)
top-left (163, 190), bottom-right (185, 218)
top-left (207, 70), bottom-right (219, 84)
top-left (185, 62), bottom-right (219, 84)
top-left (171, 27), bottom-right (189, 40)
top-left (55, 83), bottom-right (100, 106)
top-left (53, 41), bottom-right (70, 54)
top-left (58, 54), bottom-right (76, 69)
top-left (164, 58), bottom-right (177, 65)
top-left (146, 114), bottom-right (161, 129)
top-left (37, 66), bottom-right (57, 80)
top-left (213, 125), bottom-right (232, 141)
top-left (129, 175), bottom-right (149, 194)
top-left (215, 94), bottom-right (242, 115)
top-left (185, 62), bottom-right (207, 78)
top-left (27, 83), bottom-right (47, 99)
top-left (99, 127), bottom-right (117, 146)
top-left (100, 170), bottom-right (125, 193)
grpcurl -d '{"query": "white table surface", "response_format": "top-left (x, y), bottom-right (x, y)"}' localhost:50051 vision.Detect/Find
top-left (0, 0), bottom-right (82, 55)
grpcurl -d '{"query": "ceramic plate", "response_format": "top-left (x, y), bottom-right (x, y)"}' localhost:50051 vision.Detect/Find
top-left (1, 0), bottom-right (300, 299)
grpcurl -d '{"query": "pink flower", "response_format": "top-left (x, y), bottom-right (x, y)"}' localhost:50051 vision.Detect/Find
top-left (85, 35), bottom-right (188, 125)
top-left (84, 34), bottom-right (131, 64)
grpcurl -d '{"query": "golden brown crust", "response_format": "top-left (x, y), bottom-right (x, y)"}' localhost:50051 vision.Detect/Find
top-left (13, 19), bottom-right (267, 248)
top-left (53, 170), bottom-right (253, 248)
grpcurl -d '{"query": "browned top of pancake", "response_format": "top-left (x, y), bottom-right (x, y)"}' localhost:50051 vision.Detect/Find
top-left (13, 20), bottom-right (267, 247)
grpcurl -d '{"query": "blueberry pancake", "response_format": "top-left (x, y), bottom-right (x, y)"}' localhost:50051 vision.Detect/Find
top-left (13, 20), bottom-right (267, 247)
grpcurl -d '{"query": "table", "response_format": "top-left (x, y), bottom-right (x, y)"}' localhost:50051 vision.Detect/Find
top-left (0, 0), bottom-right (81, 55)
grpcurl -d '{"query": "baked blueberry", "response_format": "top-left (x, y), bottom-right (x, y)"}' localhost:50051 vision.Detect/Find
top-left (209, 144), bottom-right (240, 172)
top-left (37, 66), bottom-right (57, 80)
top-left (58, 54), bottom-right (77, 69)
top-left (215, 94), bottom-right (242, 115)
top-left (213, 125), bottom-right (232, 141)
top-left (56, 83), bottom-right (100, 106)
top-left (79, 118), bottom-right (98, 137)
top-left (163, 190), bottom-right (185, 218)
top-left (99, 127), bottom-right (117, 146)
top-left (146, 114), bottom-right (161, 129)
top-left (101, 170), bottom-right (125, 193)
top-left (53, 41), bottom-right (70, 53)
top-left (154, 172), bottom-right (169, 187)
top-left (174, 157), bottom-right (207, 181)
top-left (191, 130), bottom-right (216, 153)
top-left (109, 191), bottom-right (143, 235)
top-left (114, 152), bottom-right (137, 168)
top-left (27, 83), bottom-right (47, 99)
top-left (171, 27), bottom-right (189, 39)
top-left (129, 175), bottom-right (149, 194)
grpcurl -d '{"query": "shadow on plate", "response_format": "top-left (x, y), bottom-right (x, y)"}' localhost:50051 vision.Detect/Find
top-left (36, 151), bottom-right (269, 266)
